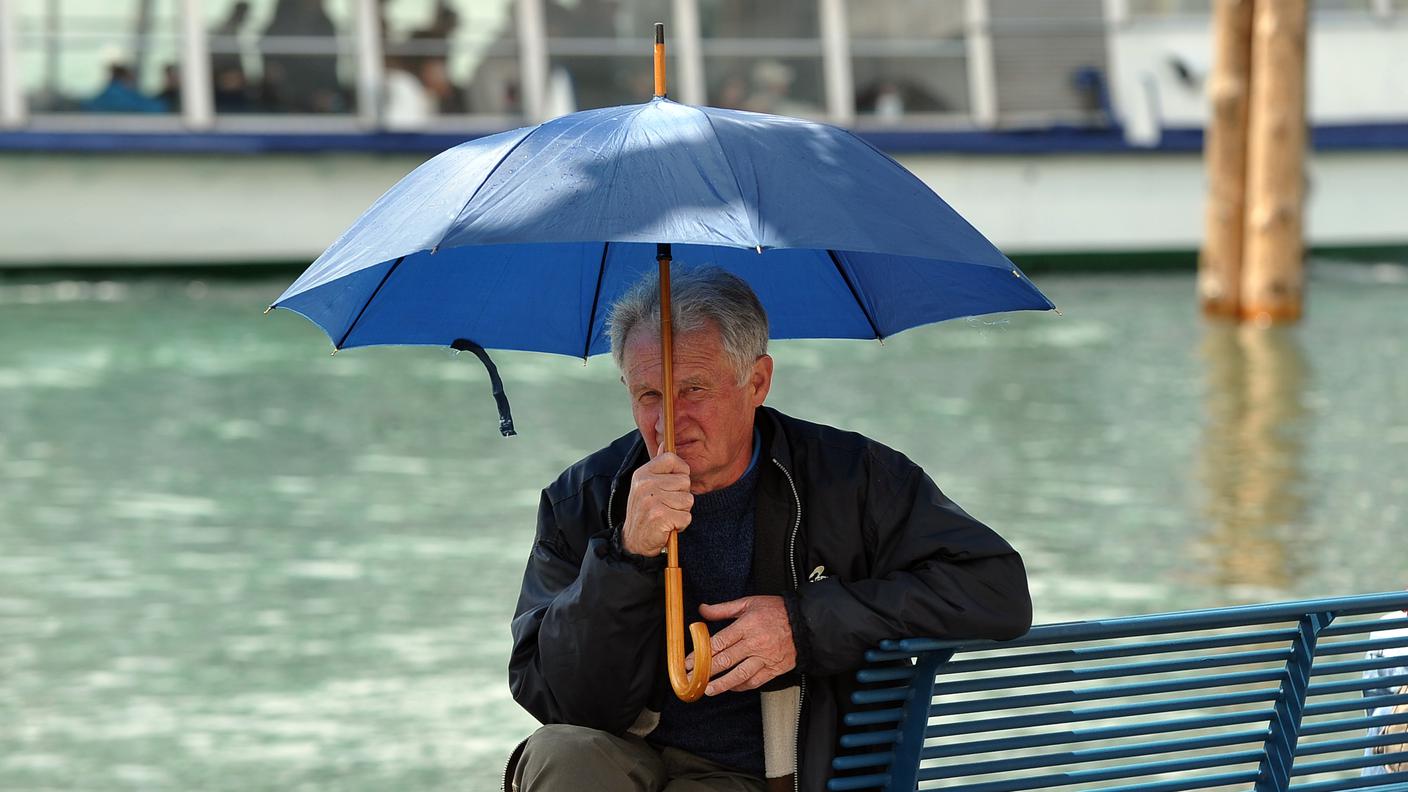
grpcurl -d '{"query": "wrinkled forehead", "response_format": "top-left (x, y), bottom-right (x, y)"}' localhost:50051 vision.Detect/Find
top-left (620, 323), bottom-right (726, 385)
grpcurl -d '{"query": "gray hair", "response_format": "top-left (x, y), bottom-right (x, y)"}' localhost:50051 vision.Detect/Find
top-left (607, 265), bottom-right (769, 384)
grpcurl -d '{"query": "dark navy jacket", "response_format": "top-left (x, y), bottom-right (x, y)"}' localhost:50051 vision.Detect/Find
top-left (508, 406), bottom-right (1031, 791)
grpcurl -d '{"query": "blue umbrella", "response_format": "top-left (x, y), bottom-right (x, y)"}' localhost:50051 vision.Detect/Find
top-left (269, 27), bottom-right (1054, 703)
top-left (269, 109), bottom-right (1053, 361)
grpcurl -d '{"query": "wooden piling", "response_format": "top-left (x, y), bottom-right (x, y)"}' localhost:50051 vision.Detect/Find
top-left (1240, 0), bottom-right (1309, 324)
top-left (1198, 0), bottom-right (1255, 318)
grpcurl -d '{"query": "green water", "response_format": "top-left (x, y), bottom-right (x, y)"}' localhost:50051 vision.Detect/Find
top-left (2, 266), bottom-right (1405, 790)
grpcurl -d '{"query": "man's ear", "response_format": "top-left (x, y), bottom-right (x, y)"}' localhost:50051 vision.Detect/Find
top-left (750, 355), bottom-right (774, 406)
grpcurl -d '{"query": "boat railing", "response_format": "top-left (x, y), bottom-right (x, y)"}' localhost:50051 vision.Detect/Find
top-left (0, 0), bottom-right (1403, 140)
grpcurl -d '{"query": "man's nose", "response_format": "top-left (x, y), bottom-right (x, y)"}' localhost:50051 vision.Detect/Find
top-left (653, 397), bottom-right (686, 441)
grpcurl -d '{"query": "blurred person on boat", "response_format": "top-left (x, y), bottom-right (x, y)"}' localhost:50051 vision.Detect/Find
top-left (404, 1), bottom-right (465, 114)
top-left (506, 267), bottom-right (1032, 792)
top-left (260, 0), bottom-right (344, 113)
top-left (82, 62), bottom-right (169, 114)
top-left (210, 1), bottom-right (254, 112)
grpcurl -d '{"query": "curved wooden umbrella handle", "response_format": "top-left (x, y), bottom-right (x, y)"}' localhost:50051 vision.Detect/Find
top-left (666, 533), bottom-right (711, 702)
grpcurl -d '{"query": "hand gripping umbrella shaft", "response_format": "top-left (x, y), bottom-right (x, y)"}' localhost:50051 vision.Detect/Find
top-left (658, 245), bottom-right (712, 704)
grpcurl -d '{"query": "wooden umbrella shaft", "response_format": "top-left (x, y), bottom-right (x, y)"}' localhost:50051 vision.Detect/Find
top-left (659, 254), bottom-right (676, 460)
top-left (657, 243), bottom-right (710, 703)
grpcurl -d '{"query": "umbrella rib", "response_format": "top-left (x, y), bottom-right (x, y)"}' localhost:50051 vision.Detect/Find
top-left (335, 255), bottom-right (406, 350)
top-left (827, 250), bottom-right (883, 341)
top-left (431, 125), bottom-right (545, 253)
top-left (581, 241), bottom-right (611, 361)
top-left (698, 108), bottom-right (762, 246)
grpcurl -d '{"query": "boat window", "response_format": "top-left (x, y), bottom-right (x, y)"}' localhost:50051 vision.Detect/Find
top-left (542, 0), bottom-right (674, 112)
top-left (697, 0), bottom-right (825, 119)
top-left (848, 0), bottom-right (969, 124)
top-left (381, 0), bottom-right (521, 125)
top-left (16, 0), bottom-right (182, 118)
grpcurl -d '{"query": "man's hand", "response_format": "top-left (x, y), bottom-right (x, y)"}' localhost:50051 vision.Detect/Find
top-left (621, 447), bottom-right (693, 557)
top-left (688, 595), bottom-right (796, 696)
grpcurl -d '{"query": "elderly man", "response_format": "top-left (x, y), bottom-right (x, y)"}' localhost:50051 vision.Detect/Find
top-left (507, 267), bottom-right (1031, 792)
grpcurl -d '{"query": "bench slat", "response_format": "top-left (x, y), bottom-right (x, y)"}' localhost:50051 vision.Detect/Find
top-left (1094, 769), bottom-right (1264, 792)
top-left (1286, 774), bottom-right (1408, 792)
top-left (922, 710), bottom-right (1272, 759)
top-left (936, 627), bottom-right (1300, 673)
top-left (926, 690), bottom-right (1277, 738)
top-left (1291, 749), bottom-right (1408, 776)
top-left (931, 646), bottom-right (1290, 695)
top-left (914, 748), bottom-right (1266, 792)
top-left (920, 728), bottom-right (1268, 779)
top-left (929, 670), bottom-right (1283, 718)
top-left (1307, 670), bottom-right (1408, 698)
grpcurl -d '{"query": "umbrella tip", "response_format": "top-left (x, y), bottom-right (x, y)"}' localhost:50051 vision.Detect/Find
top-left (755, 245), bottom-right (763, 254)
top-left (1053, 306), bottom-right (1063, 317)
top-left (330, 347), bottom-right (338, 357)
top-left (263, 305), bottom-right (273, 315)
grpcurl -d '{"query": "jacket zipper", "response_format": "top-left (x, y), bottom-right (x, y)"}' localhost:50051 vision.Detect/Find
top-left (772, 457), bottom-right (806, 792)
top-left (607, 478), bottom-right (619, 533)
top-left (502, 735), bottom-right (529, 792)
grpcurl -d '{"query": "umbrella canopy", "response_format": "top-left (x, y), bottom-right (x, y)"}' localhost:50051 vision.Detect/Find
top-left (270, 97), bottom-right (1054, 357)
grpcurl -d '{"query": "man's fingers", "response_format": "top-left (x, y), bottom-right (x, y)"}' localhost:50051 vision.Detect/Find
top-left (705, 619), bottom-right (749, 663)
top-left (699, 597), bottom-right (751, 622)
top-left (655, 489), bottom-right (694, 511)
top-left (648, 451), bottom-right (691, 476)
top-left (706, 656), bottom-right (767, 696)
top-left (733, 668), bottom-right (778, 693)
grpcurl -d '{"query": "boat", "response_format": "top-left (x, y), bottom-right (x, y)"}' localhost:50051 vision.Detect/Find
top-left (1, 0), bottom-right (1404, 267)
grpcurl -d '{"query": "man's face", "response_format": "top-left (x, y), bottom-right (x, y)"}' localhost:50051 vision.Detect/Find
top-left (622, 322), bottom-right (772, 495)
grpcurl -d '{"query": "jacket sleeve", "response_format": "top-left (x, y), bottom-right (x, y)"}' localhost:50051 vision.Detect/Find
top-left (793, 448), bottom-right (1032, 676)
top-left (508, 488), bottom-right (666, 733)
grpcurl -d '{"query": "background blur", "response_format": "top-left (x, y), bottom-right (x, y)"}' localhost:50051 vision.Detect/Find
top-left (2, 1), bottom-right (1406, 790)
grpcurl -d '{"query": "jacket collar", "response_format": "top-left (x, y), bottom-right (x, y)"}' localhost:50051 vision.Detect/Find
top-left (756, 405), bottom-right (795, 473)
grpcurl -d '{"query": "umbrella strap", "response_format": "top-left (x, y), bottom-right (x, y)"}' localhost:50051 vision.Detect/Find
top-left (451, 338), bottom-right (516, 437)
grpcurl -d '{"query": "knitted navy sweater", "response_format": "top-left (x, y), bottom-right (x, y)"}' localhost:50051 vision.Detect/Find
top-left (647, 452), bottom-right (764, 776)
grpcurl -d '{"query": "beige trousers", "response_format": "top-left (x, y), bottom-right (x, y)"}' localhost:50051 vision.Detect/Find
top-left (512, 724), bottom-right (767, 792)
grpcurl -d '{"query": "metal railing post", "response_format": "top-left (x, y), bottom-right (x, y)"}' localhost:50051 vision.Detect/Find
top-left (1254, 611), bottom-right (1334, 792)
top-left (964, 0), bottom-right (997, 128)
top-left (178, 0), bottom-right (214, 129)
top-left (671, 0), bottom-right (705, 106)
top-left (516, 0), bottom-right (548, 122)
top-left (884, 650), bottom-right (951, 792)
top-left (819, 0), bottom-right (855, 126)
top-left (1104, 0), bottom-right (1129, 27)
top-left (352, 0), bottom-right (383, 129)
top-left (0, 0), bottom-right (26, 128)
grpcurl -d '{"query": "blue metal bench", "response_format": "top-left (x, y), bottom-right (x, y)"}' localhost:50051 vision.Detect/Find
top-left (829, 591), bottom-right (1408, 792)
